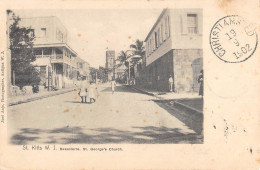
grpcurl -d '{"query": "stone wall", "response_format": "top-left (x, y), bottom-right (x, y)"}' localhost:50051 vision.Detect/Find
top-left (137, 49), bottom-right (203, 93)
top-left (173, 49), bottom-right (203, 93)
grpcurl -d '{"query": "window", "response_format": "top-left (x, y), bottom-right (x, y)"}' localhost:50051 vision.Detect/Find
top-left (151, 36), bottom-right (154, 50)
top-left (34, 48), bottom-right (42, 55)
top-left (43, 48), bottom-right (52, 55)
top-left (161, 24), bottom-right (164, 42)
top-left (187, 14), bottom-right (197, 34)
top-left (154, 32), bottom-right (158, 48)
top-left (152, 36), bottom-right (155, 51)
top-left (40, 28), bottom-right (46, 37)
top-left (158, 28), bottom-right (161, 45)
top-left (165, 16), bottom-right (170, 38)
top-left (150, 39), bottom-right (152, 52)
top-left (149, 40), bottom-right (151, 53)
top-left (147, 41), bottom-right (150, 56)
top-left (165, 17), bottom-right (168, 38)
top-left (167, 16), bottom-right (170, 37)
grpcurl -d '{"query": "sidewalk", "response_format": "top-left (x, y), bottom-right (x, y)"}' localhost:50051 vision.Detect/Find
top-left (131, 85), bottom-right (203, 114)
top-left (8, 87), bottom-right (76, 106)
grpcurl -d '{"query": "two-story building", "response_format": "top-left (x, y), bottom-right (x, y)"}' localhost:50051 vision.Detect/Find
top-left (19, 16), bottom-right (79, 89)
top-left (76, 57), bottom-right (90, 81)
top-left (144, 9), bottom-right (203, 93)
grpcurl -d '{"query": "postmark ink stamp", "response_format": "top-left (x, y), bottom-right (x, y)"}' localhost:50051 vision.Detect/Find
top-left (210, 15), bottom-right (258, 63)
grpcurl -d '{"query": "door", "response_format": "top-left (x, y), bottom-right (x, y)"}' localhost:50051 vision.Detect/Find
top-left (192, 58), bottom-right (202, 92)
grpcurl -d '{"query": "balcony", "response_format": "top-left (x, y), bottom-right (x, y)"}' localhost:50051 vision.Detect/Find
top-left (35, 54), bottom-right (71, 63)
top-left (50, 54), bottom-right (66, 63)
top-left (35, 54), bottom-right (74, 66)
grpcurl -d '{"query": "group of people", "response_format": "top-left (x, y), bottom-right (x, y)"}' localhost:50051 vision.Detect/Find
top-left (78, 81), bottom-right (98, 103)
top-left (78, 79), bottom-right (117, 103)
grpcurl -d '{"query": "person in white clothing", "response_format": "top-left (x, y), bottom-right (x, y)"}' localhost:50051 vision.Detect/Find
top-left (111, 79), bottom-right (116, 94)
top-left (169, 75), bottom-right (173, 92)
top-left (88, 82), bottom-right (98, 103)
top-left (78, 80), bottom-right (88, 103)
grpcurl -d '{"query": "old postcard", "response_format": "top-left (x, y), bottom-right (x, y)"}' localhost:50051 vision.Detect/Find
top-left (0, 0), bottom-right (259, 169)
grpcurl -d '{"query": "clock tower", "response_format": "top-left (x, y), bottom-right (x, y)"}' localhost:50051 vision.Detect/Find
top-left (105, 50), bottom-right (115, 81)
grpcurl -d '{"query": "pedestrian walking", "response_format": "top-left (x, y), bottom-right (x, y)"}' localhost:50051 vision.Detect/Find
top-left (169, 75), bottom-right (173, 92)
top-left (78, 80), bottom-right (88, 103)
top-left (198, 70), bottom-right (204, 97)
top-left (111, 79), bottom-right (116, 94)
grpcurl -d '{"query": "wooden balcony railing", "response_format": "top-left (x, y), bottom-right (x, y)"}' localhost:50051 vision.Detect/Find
top-left (35, 54), bottom-right (77, 67)
top-left (35, 54), bottom-right (63, 60)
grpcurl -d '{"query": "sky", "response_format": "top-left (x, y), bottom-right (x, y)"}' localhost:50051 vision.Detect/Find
top-left (14, 9), bottom-right (162, 68)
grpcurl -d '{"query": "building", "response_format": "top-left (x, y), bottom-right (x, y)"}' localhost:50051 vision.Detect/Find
top-left (19, 16), bottom-right (80, 89)
top-left (144, 9), bottom-right (203, 93)
top-left (105, 50), bottom-right (115, 81)
top-left (76, 57), bottom-right (90, 81)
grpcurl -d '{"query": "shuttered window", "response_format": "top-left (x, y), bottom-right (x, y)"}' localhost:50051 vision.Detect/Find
top-left (187, 14), bottom-right (197, 34)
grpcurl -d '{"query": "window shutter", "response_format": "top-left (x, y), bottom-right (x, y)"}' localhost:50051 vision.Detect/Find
top-left (181, 13), bottom-right (188, 34)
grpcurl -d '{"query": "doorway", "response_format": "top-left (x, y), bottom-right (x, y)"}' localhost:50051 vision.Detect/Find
top-left (191, 58), bottom-right (202, 92)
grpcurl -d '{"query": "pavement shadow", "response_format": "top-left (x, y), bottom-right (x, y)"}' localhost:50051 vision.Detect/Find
top-left (10, 128), bottom-right (44, 145)
top-left (153, 100), bottom-right (203, 135)
top-left (10, 125), bottom-right (202, 145)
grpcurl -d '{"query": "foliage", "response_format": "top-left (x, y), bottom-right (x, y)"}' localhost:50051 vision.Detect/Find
top-left (130, 39), bottom-right (145, 58)
top-left (98, 66), bottom-right (108, 82)
top-left (8, 11), bottom-right (41, 87)
top-left (9, 11), bottom-right (36, 72)
top-left (129, 39), bottom-right (146, 66)
top-left (117, 50), bottom-right (129, 68)
top-left (15, 66), bottom-right (41, 88)
top-left (90, 66), bottom-right (109, 83)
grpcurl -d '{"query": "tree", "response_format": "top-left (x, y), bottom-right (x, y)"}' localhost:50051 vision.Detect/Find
top-left (90, 67), bottom-right (98, 82)
top-left (130, 39), bottom-right (145, 58)
top-left (8, 11), bottom-right (41, 87)
top-left (90, 66), bottom-right (109, 83)
top-left (117, 50), bottom-right (129, 67)
top-left (129, 39), bottom-right (146, 66)
top-left (98, 66), bottom-right (108, 83)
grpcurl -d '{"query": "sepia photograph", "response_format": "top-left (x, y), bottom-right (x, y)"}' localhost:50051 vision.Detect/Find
top-left (1, 0), bottom-right (260, 169)
top-left (6, 9), bottom-right (203, 145)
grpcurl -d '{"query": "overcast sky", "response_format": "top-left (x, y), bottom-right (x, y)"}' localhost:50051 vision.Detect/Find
top-left (14, 9), bottom-right (162, 68)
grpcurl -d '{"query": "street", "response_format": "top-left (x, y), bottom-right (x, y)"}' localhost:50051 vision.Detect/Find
top-left (8, 84), bottom-right (202, 144)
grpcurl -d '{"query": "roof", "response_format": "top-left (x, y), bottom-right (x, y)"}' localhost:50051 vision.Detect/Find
top-left (20, 16), bottom-right (69, 36)
top-left (144, 9), bottom-right (167, 42)
top-left (76, 56), bottom-right (89, 65)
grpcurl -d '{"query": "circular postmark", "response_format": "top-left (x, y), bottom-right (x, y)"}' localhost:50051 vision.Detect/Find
top-left (210, 15), bottom-right (258, 63)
